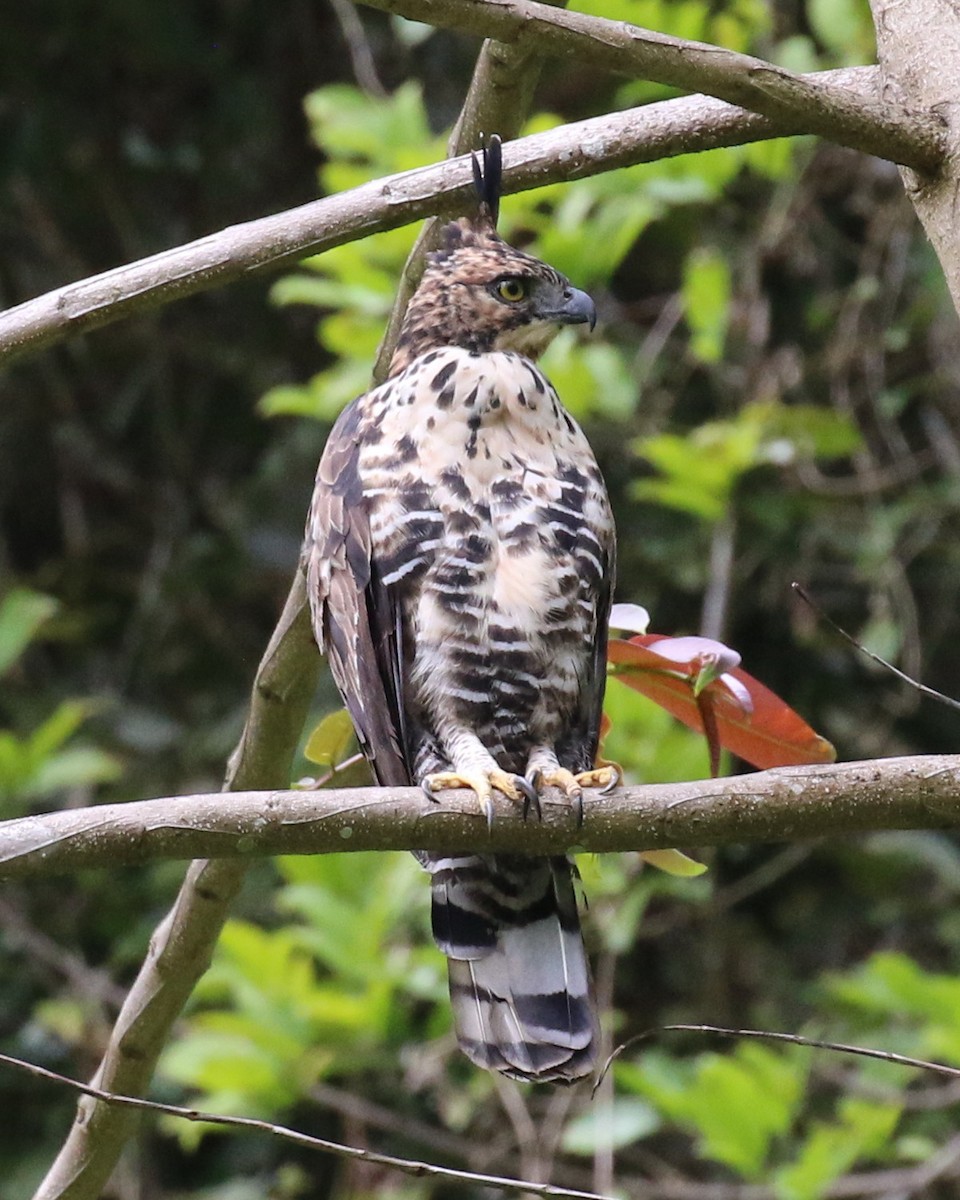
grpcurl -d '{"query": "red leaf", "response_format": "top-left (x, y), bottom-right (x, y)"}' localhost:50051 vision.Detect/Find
top-left (607, 634), bottom-right (836, 770)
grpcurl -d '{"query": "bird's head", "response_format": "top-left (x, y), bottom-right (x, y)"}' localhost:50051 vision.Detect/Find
top-left (389, 136), bottom-right (595, 375)
top-left (390, 223), bottom-right (596, 373)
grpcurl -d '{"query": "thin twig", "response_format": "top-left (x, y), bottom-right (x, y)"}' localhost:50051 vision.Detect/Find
top-left (792, 582), bottom-right (960, 713)
top-left (598, 1023), bottom-right (960, 1089)
top-left (330, 0), bottom-right (388, 98)
top-left (0, 1050), bottom-right (611, 1200)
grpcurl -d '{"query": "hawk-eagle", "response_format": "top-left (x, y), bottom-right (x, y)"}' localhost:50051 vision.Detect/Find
top-left (305, 138), bottom-right (617, 1083)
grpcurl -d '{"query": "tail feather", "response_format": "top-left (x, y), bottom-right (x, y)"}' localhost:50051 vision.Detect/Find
top-left (419, 852), bottom-right (599, 1083)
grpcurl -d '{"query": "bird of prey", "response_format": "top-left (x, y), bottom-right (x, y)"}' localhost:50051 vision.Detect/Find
top-left (305, 137), bottom-right (617, 1083)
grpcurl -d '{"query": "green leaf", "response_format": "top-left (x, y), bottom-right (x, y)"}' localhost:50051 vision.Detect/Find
top-left (634, 1045), bottom-right (808, 1178)
top-left (639, 849), bottom-right (708, 877)
top-left (0, 732), bottom-right (32, 803)
top-left (0, 589), bottom-right (58, 676)
top-left (303, 709), bottom-right (356, 768)
top-left (824, 952), bottom-right (960, 1064)
top-left (774, 1098), bottom-right (900, 1200)
top-left (632, 402), bottom-right (861, 524)
top-left (27, 746), bottom-right (121, 797)
top-left (27, 700), bottom-right (91, 763)
top-left (561, 1098), bottom-right (660, 1155)
top-left (682, 246), bottom-right (731, 363)
top-left (0, 700), bottom-right (119, 806)
top-left (540, 333), bottom-right (637, 421)
top-left (807, 0), bottom-right (875, 61)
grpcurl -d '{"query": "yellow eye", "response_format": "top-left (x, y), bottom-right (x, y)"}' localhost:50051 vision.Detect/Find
top-left (496, 277), bottom-right (528, 302)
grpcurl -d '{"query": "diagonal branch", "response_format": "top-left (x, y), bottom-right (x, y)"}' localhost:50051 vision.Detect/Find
top-left (5, 755), bottom-right (960, 882)
top-left (0, 66), bottom-right (898, 369)
top-left (355, 0), bottom-right (945, 173)
top-left (33, 573), bottom-right (318, 1200)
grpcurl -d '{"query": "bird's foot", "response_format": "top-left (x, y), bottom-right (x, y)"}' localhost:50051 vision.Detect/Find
top-left (421, 767), bottom-right (541, 826)
top-left (529, 766), bottom-right (586, 825)
top-left (533, 767), bottom-right (584, 799)
top-left (575, 763), bottom-right (622, 795)
top-left (523, 763), bottom-right (621, 827)
top-left (531, 763), bottom-right (622, 798)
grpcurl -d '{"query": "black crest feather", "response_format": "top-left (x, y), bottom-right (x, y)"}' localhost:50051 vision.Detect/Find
top-left (471, 133), bottom-right (502, 229)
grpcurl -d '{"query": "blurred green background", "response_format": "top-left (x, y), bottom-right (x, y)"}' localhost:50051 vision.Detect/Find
top-left (4, 1), bottom-right (960, 1196)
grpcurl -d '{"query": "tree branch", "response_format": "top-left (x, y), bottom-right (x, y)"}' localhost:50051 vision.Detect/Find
top-left (6, 755), bottom-right (960, 882)
top-left (870, 0), bottom-right (960, 317)
top-left (0, 67), bottom-right (893, 369)
top-left (356, 0), bottom-right (945, 173)
top-left (33, 574), bottom-right (319, 1200)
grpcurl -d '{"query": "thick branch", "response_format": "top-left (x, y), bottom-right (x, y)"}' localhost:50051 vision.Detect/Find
top-left (357, 0), bottom-right (944, 173)
top-left (33, 574), bottom-right (318, 1200)
top-left (5, 755), bottom-right (960, 882)
top-left (0, 68), bottom-right (886, 368)
top-left (871, 0), bottom-right (960, 318)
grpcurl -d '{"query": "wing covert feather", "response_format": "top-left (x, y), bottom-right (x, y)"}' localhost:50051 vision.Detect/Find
top-left (305, 398), bottom-right (410, 788)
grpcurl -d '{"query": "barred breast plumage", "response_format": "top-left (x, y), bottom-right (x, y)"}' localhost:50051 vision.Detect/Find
top-left (305, 137), bottom-right (617, 1083)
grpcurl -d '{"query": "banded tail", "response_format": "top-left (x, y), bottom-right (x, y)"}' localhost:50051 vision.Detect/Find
top-left (417, 851), bottom-right (599, 1083)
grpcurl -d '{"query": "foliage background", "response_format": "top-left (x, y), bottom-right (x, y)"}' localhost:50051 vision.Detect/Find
top-left (3, 0), bottom-right (960, 1196)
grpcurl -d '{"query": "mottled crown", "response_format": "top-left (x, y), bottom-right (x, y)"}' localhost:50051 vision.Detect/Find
top-left (389, 136), bottom-right (585, 375)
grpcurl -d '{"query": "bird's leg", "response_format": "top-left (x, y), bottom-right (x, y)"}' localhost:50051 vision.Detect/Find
top-left (421, 730), bottom-right (540, 826)
top-left (524, 746), bottom-right (622, 826)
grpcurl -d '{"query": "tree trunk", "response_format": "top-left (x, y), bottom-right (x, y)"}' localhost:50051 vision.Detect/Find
top-left (871, 0), bottom-right (960, 314)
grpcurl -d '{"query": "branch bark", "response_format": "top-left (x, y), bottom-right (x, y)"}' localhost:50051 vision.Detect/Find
top-left (33, 574), bottom-right (318, 1200)
top-left (0, 67), bottom-right (905, 369)
top-left (871, 0), bottom-right (960, 316)
top-left (356, 0), bottom-right (944, 173)
top-left (6, 755), bottom-right (960, 882)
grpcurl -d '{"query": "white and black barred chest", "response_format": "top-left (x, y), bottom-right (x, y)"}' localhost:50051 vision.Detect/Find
top-left (357, 347), bottom-right (613, 770)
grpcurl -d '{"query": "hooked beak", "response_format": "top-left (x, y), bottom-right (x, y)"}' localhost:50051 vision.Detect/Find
top-left (554, 286), bottom-right (597, 332)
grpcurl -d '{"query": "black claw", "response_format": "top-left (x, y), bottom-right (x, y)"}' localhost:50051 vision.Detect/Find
top-left (421, 780), bottom-right (439, 803)
top-left (600, 768), bottom-right (621, 796)
top-left (482, 795), bottom-right (496, 832)
top-left (575, 790), bottom-right (585, 828)
top-left (525, 767), bottom-right (542, 792)
top-left (516, 773), bottom-right (542, 822)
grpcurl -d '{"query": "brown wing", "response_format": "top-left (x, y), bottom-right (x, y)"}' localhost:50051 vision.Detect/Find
top-left (305, 398), bottom-right (410, 788)
top-left (574, 533), bottom-right (615, 772)
top-left (556, 466), bottom-right (616, 774)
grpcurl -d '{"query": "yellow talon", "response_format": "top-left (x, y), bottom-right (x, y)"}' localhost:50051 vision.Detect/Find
top-left (536, 768), bottom-right (585, 800)
top-left (534, 764), bottom-right (622, 798)
top-left (422, 768), bottom-right (539, 825)
top-left (576, 763), bottom-right (622, 794)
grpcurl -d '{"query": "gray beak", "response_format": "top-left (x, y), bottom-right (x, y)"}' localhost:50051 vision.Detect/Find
top-left (556, 286), bottom-right (597, 331)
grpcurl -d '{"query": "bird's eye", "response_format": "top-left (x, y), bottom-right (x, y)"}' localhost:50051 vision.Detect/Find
top-left (495, 277), bottom-right (529, 302)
